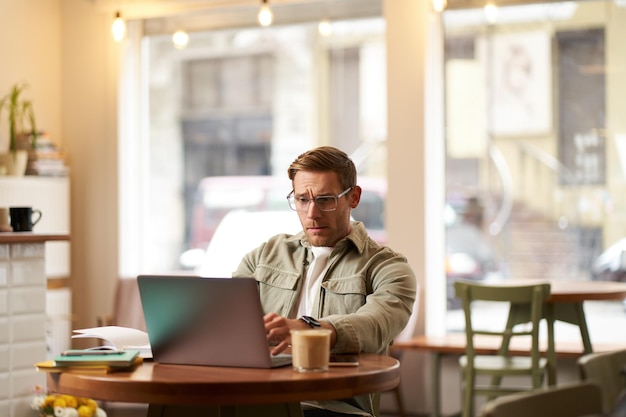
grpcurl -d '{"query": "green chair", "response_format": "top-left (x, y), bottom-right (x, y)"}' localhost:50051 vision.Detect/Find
top-left (479, 381), bottom-right (603, 417)
top-left (454, 280), bottom-right (552, 417)
top-left (578, 348), bottom-right (626, 413)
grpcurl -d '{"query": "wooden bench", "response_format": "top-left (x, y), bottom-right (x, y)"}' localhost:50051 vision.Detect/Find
top-left (391, 334), bottom-right (625, 417)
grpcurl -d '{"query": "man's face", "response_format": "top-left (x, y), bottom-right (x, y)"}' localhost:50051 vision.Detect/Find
top-left (292, 170), bottom-right (360, 247)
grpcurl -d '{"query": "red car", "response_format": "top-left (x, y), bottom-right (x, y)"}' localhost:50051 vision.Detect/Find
top-left (188, 175), bottom-right (387, 251)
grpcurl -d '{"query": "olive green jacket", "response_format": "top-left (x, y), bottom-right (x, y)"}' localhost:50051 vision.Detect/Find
top-left (234, 221), bottom-right (417, 416)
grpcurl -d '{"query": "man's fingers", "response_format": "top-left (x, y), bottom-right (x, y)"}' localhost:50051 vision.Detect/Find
top-left (271, 338), bottom-right (291, 355)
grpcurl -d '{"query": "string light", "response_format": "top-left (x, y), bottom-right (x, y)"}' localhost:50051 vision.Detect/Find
top-left (111, 11), bottom-right (126, 42)
top-left (484, 2), bottom-right (499, 24)
top-left (318, 18), bottom-right (332, 37)
top-left (257, 0), bottom-right (274, 27)
top-left (172, 30), bottom-right (189, 49)
top-left (432, 0), bottom-right (447, 12)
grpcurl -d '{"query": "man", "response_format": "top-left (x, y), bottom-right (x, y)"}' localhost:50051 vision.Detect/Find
top-left (234, 146), bottom-right (417, 417)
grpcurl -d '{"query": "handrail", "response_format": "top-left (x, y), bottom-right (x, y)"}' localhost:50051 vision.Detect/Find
top-left (488, 144), bottom-right (513, 236)
top-left (488, 141), bottom-right (580, 236)
top-left (350, 140), bottom-right (385, 173)
top-left (517, 141), bottom-right (578, 186)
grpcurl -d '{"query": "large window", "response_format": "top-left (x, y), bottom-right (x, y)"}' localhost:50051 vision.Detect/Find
top-left (121, 0), bottom-right (626, 345)
top-left (442, 0), bottom-right (626, 343)
top-left (136, 11), bottom-right (387, 274)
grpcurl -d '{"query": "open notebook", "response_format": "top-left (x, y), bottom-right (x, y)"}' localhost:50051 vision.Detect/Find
top-left (137, 275), bottom-right (291, 368)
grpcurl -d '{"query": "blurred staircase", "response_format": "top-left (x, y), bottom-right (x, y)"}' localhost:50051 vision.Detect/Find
top-left (487, 201), bottom-right (595, 281)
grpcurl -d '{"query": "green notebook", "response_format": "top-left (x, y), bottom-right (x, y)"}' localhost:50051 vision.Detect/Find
top-left (54, 349), bottom-right (141, 367)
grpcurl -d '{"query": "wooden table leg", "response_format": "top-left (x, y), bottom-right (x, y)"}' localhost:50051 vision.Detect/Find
top-left (552, 302), bottom-right (593, 354)
top-left (431, 350), bottom-right (442, 417)
top-left (545, 302), bottom-right (557, 386)
top-left (574, 303), bottom-right (593, 354)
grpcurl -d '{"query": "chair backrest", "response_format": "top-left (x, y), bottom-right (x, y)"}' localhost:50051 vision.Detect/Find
top-left (479, 381), bottom-right (603, 417)
top-left (103, 276), bottom-right (147, 331)
top-left (579, 348), bottom-right (626, 412)
top-left (454, 280), bottom-right (551, 363)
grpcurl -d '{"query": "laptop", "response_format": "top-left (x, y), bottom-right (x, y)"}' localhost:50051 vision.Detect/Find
top-left (137, 275), bottom-right (292, 368)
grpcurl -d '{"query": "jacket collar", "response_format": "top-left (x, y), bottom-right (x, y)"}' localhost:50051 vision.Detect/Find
top-left (292, 221), bottom-right (369, 255)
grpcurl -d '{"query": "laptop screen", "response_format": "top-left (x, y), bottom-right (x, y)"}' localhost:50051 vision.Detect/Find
top-left (137, 275), bottom-right (290, 368)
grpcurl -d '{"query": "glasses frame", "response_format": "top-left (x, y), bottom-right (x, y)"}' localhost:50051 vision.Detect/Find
top-left (286, 187), bottom-right (353, 212)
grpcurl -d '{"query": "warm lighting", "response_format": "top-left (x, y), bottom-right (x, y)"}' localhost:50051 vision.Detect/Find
top-left (172, 30), bottom-right (189, 49)
top-left (432, 0), bottom-right (447, 12)
top-left (484, 2), bottom-right (499, 24)
top-left (257, 0), bottom-right (274, 27)
top-left (111, 11), bottom-right (126, 42)
top-left (318, 19), bottom-right (332, 37)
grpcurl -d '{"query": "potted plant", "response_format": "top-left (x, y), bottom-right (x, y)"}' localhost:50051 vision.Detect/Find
top-left (0, 83), bottom-right (37, 175)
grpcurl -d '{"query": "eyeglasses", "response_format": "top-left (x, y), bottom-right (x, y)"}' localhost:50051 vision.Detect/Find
top-left (287, 187), bottom-right (353, 212)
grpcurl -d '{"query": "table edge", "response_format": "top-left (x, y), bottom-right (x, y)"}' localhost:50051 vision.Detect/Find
top-left (46, 354), bottom-right (400, 406)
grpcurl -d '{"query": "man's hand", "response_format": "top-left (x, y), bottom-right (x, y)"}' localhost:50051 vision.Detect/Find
top-left (264, 312), bottom-right (338, 355)
top-left (264, 312), bottom-right (308, 355)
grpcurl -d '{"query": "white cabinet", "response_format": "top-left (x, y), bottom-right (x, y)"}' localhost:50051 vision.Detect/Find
top-left (0, 177), bottom-right (70, 278)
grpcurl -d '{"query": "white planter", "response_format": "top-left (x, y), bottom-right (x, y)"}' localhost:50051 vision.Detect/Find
top-left (0, 150), bottom-right (28, 176)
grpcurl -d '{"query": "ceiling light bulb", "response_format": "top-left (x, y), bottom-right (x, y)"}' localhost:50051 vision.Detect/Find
top-left (111, 11), bottom-right (126, 42)
top-left (484, 3), bottom-right (499, 24)
top-left (432, 0), bottom-right (447, 12)
top-left (318, 19), bottom-right (332, 37)
top-left (172, 30), bottom-right (189, 49)
top-left (257, 0), bottom-right (274, 27)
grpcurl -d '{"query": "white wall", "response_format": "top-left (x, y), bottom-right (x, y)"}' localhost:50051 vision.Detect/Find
top-left (0, 0), bottom-right (62, 151)
top-left (60, 0), bottom-right (120, 331)
top-left (0, 0), bottom-right (119, 333)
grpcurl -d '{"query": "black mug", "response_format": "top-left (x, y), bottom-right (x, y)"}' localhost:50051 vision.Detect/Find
top-left (10, 207), bottom-right (42, 232)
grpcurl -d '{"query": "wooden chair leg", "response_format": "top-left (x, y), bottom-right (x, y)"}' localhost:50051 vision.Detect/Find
top-left (463, 373), bottom-right (475, 417)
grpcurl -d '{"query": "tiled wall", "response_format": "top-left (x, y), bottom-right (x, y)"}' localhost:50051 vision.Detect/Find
top-left (0, 242), bottom-right (47, 417)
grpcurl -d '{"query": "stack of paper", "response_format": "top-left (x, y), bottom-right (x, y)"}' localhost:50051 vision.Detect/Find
top-left (71, 326), bottom-right (152, 358)
top-left (36, 349), bottom-right (143, 374)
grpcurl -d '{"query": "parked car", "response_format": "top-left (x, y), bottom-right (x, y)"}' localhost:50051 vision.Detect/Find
top-left (591, 238), bottom-right (626, 282)
top-left (194, 209), bottom-right (302, 277)
top-left (588, 239), bottom-right (626, 312)
top-left (188, 176), bottom-right (292, 251)
top-left (187, 175), bottom-right (387, 253)
top-left (445, 221), bottom-right (501, 309)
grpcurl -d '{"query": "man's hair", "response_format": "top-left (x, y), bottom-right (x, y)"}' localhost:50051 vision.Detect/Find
top-left (287, 146), bottom-right (357, 190)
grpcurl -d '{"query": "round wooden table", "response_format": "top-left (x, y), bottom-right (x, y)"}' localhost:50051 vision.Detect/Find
top-left (502, 279), bottom-right (626, 352)
top-left (495, 279), bottom-right (626, 388)
top-left (488, 279), bottom-right (626, 303)
top-left (547, 279), bottom-right (626, 302)
top-left (46, 353), bottom-right (400, 416)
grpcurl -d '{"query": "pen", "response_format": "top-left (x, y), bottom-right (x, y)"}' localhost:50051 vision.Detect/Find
top-left (61, 350), bottom-right (125, 356)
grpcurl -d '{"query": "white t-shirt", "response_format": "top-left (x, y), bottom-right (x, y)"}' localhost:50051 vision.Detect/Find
top-left (296, 246), bottom-right (332, 317)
